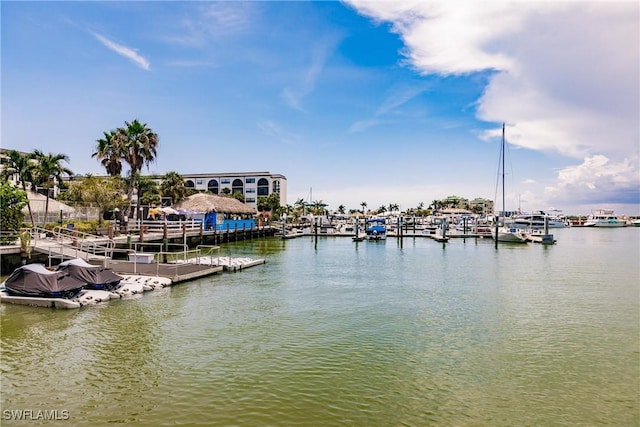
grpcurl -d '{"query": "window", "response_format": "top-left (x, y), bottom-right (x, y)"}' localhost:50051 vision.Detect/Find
top-left (258, 178), bottom-right (269, 196)
top-left (232, 179), bottom-right (244, 195)
top-left (245, 178), bottom-right (255, 184)
top-left (196, 179), bottom-right (204, 185)
top-left (185, 180), bottom-right (195, 188)
top-left (246, 188), bottom-right (256, 193)
top-left (273, 180), bottom-right (280, 194)
top-left (221, 179), bottom-right (231, 184)
top-left (208, 179), bottom-right (219, 195)
top-left (245, 198), bottom-right (256, 203)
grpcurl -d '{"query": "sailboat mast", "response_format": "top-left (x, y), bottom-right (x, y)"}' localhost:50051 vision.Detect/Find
top-left (501, 122), bottom-right (506, 222)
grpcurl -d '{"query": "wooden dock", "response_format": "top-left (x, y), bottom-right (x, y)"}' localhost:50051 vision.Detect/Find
top-left (101, 260), bottom-right (223, 284)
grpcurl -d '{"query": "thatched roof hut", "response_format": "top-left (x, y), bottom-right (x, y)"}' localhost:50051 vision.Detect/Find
top-left (22, 192), bottom-right (76, 224)
top-left (173, 193), bottom-right (257, 215)
top-left (24, 192), bottom-right (75, 214)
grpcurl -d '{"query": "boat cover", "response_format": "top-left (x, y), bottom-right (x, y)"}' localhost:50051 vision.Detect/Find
top-left (4, 264), bottom-right (86, 298)
top-left (56, 258), bottom-right (123, 290)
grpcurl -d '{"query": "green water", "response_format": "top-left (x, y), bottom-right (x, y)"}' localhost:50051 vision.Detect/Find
top-left (1, 228), bottom-right (639, 426)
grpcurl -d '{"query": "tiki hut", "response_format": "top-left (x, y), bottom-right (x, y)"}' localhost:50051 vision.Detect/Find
top-left (173, 193), bottom-right (257, 231)
top-left (173, 193), bottom-right (257, 216)
top-left (23, 191), bottom-right (76, 224)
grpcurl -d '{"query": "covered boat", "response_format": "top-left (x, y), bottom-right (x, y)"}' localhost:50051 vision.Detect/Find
top-left (4, 264), bottom-right (85, 299)
top-left (56, 258), bottom-right (123, 291)
top-left (365, 218), bottom-right (387, 240)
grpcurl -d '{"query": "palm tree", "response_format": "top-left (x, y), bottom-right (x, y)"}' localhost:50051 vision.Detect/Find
top-left (31, 150), bottom-right (73, 225)
top-left (161, 171), bottom-right (187, 206)
top-left (337, 204), bottom-right (346, 215)
top-left (294, 198), bottom-right (306, 216)
top-left (136, 174), bottom-right (161, 207)
top-left (92, 131), bottom-right (123, 176)
top-left (311, 200), bottom-right (327, 216)
top-left (113, 119), bottom-right (159, 217)
top-left (388, 203), bottom-right (399, 213)
top-left (360, 201), bottom-right (367, 215)
top-left (1, 150), bottom-right (36, 225)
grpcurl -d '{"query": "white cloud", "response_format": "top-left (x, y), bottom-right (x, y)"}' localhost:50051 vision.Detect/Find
top-left (257, 119), bottom-right (300, 146)
top-left (282, 36), bottom-right (339, 111)
top-left (167, 2), bottom-right (257, 47)
top-left (346, 0), bottom-right (639, 211)
top-left (349, 81), bottom-right (429, 133)
top-left (92, 32), bottom-right (150, 70)
top-left (545, 155), bottom-right (640, 205)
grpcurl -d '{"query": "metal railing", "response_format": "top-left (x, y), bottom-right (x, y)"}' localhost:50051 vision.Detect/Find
top-left (28, 226), bottom-right (116, 267)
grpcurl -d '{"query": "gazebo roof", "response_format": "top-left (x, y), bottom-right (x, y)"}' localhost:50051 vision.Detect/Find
top-left (23, 192), bottom-right (75, 214)
top-left (173, 193), bottom-right (257, 215)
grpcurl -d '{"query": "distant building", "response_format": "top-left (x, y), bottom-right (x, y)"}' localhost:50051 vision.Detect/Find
top-left (441, 195), bottom-right (469, 209)
top-left (469, 198), bottom-right (494, 216)
top-left (180, 172), bottom-right (287, 211)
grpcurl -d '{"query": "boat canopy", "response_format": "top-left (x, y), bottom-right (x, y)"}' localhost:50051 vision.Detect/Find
top-left (4, 264), bottom-right (85, 298)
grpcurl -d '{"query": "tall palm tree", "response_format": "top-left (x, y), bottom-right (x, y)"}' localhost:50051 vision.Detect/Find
top-left (92, 131), bottom-right (123, 176)
top-left (1, 150), bottom-right (36, 225)
top-left (31, 150), bottom-right (73, 225)
top-left (360, 201), bottom-right (367, 215)
top-left (113, 119), bottom-right (159, 217)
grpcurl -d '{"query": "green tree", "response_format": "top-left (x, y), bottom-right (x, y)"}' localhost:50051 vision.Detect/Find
top-left (104, 119), bottom-right (159, 217)
top-left (0, 181), bottom-right (27, 240)
top-left (1, 150), bottom-right (36, 225)
top-left (92, 131), bottom-right (123, 176)
top-left (231, 191), bottom-right (245, 202)
top-left (161, 171), bottom-right (187, 205)
top-left (257, 193), bottom-right (281, 213)
top-left (311, 200), bottom-right (327, 215)
top-left (337, 204), bottom-right (346, 215)
top-left (136, 174), bottom-right (161, 207)
top-left (31, 150), bottom-right (73, 225)
top-left (58, 175), bottom-right (126, 225)
top-left (360, 201), bottom-right (368, 214)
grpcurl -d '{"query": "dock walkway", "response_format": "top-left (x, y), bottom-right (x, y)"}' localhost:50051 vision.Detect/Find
top-left (102, 260), bottom-right (223, 284)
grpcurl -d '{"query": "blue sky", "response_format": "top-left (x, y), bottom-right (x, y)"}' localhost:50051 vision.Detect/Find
top-left (2, 1), bottom-right (638, 215)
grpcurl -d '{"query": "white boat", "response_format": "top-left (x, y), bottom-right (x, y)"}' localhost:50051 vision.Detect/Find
top-left (583, 209), bottom-right (626, 227)
top-left (525, 228), bottom-right (556, 244)
top-left (495, 124), bottom-right (528, 243)
top-left (505, 210), bottom-right (568, 229)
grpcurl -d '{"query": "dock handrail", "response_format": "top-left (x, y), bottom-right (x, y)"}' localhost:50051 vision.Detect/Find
top-left (29, 226), bottom-right (116, 266)
top-left (195, 245), bottom-right (221, 266)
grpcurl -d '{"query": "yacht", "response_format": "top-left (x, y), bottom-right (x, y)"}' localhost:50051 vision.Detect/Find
top-left (505, 210), bottom-right (568, 229)
top-left (583, 209), bottom-right (625, 227)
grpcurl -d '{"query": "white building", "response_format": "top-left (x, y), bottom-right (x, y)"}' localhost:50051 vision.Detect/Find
top-left (180, 172), bottom-right (287, 210)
